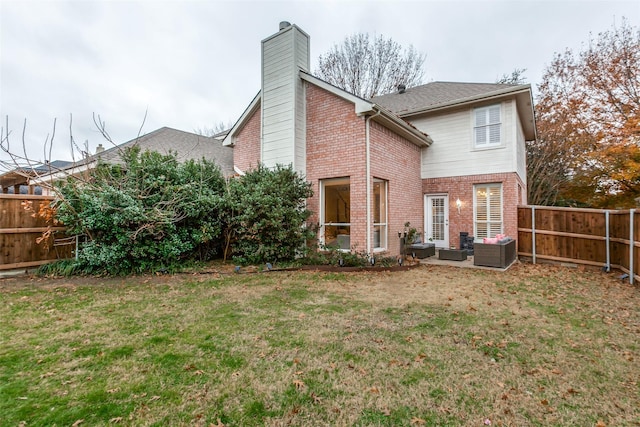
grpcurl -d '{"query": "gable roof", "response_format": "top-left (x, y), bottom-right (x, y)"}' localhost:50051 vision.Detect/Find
top-left (372, 82), bottom-right (522, 114)
top-left (223, 72), bottom-right (433, 149)
top-left (28, 127), bottom-right (234, 187)
top-left (373, 81), bottom-right (536, 140)
top-left (0, 160), bottom-right (75, 189)
top-left (94, 127), bottom-right (232, 174)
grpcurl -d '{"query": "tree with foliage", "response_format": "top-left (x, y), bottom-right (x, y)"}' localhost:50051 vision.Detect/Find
top-left (54, 147), bottom-right (226, 274)
top-left (533, 19), bottom-right (640, 207)
top-left (316, 33), bottom-right (426, 99)
top-left (224, 164), bottom-right (313, 264)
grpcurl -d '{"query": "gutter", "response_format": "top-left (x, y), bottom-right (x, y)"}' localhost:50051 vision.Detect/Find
top-left (397, 85), bottom-right (532, 118)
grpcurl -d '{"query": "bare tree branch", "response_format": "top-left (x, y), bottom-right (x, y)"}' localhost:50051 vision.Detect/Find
top-left (316, 33), bottom-right (426, 99)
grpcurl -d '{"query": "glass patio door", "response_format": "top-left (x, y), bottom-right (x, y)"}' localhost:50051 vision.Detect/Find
top-left (424, 194), bottom-right (449, 248)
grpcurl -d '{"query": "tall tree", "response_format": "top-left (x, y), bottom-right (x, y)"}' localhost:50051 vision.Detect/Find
top-left (534, 19), bottom-right (640, 207)
top-left (316, 33), bottom-right (426, 99)
top-left (496, 68), bottom-right (527, 85)
top-left (194, 120), bottom-right (234, 137)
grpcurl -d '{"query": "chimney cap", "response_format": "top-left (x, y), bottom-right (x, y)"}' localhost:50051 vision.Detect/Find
top-left (398, 84), bottom-right (406, 94)
top-left (279, 21), bottom-right (291, 31)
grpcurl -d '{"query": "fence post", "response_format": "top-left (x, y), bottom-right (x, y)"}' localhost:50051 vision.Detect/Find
top-left (631, 209), bottom-right (635, 285)
top-left (531, 206), bottom-right (536, 264)
top-left (605, 210), bottom-right (610, 272)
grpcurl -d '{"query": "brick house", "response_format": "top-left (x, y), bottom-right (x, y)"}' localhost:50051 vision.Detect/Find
top-left (223, 22), bottom-right (536, 256)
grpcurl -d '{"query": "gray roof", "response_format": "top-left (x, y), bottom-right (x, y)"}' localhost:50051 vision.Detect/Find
top-left (32, 160), bottom-right (74, 173)
top-left (92, 127), bottom-right (234, 176)
top-left (372, 81), bottom-right (525, 116)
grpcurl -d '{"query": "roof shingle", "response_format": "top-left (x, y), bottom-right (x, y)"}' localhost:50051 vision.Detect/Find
top-left (372, 81), bottom-right (523, 115)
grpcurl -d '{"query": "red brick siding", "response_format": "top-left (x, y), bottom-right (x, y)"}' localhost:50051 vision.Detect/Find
top-left (305, 83), bottom-right (367, 251)
top-left (370, 121), bottom-right (423, 255)
top-left (422, 172), bottom-right (525, 248)
top-left (233, 107), bottom-right (261, 172)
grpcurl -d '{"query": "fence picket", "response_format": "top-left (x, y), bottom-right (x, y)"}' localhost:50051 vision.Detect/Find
top-left (518, 205), bottom-right (636, 284)
top-left (0, 195), bottom-right (71, 270)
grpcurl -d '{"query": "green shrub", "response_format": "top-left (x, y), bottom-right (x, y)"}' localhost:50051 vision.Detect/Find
top-left (225, 165), bottom-right (314, 265)
top-left (54, 147), bottom-right (226, 275)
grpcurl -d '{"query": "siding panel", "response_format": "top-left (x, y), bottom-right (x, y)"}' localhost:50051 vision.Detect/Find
top-left (414, 102), bottom-right (516, 179)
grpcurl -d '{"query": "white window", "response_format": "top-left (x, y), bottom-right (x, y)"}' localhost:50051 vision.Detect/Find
top-left (474, 104), bottom-right (501, 148)
top-left (321, 178), bottom-right (351, 250)
top-left (474, 183), bottom-right (503, 238)
top-left (373, 179), bottom-right (388, 250)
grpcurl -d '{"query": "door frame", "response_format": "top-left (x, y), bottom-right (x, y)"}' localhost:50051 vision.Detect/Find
top-left (424, 194), bottom-right (449, 248)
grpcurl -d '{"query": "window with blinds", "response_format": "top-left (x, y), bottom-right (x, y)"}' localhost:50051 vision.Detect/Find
top-left (474, 104), bottom-right (501, 148)
top-left (474, 184), bottom-right (503, 238)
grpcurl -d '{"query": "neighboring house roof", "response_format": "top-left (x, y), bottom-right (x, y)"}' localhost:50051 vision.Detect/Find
top-left (373, 81), bottom-right (536, 140)
top-left (27, 127), bottom-right (234, 188)
top-left (0, 160), bottom-right (74, 189)
top-left (93, 127), bottom-right (233, 175)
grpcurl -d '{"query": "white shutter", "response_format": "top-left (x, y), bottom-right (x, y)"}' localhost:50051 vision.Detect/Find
top-left (474, 105), bottom-right (501, 147)
top-left (475, 184), bottom-right (503, 238)
top-left (489, 106), bottom-right (500, 124)
top-left (489, 124), bottom-right (500, 144)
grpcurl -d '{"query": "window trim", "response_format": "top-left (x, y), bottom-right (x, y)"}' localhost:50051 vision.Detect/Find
top-left (473, 183), bottom-right (503, 239)
top-left (372, 178), bottom-right (388, 252)
top-left (473, 104), bottom-right (503, 150)
top-left (320, 177), bottom-right (351, 251)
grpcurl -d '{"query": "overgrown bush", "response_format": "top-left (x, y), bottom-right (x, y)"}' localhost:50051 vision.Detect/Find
top-left (225, 164), bottom-right (314, 265)
top-left (54, 147), bottom-right (226, 274)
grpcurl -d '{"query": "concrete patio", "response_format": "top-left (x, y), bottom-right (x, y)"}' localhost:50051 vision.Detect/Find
top-left (418, 249), bottom-right (517, 272)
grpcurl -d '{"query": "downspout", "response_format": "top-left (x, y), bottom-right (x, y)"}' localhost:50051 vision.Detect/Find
top-left (365, 108), bottom-right (382, 255)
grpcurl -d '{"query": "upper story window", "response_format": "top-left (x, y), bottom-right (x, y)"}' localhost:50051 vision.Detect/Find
top-left (474, 104), bottom-right (501, 148)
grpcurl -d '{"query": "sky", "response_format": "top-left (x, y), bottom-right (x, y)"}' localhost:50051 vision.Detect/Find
top-left (0, 0), bottom-right (638, 168)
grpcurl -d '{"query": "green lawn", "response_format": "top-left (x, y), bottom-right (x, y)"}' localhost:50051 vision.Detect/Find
top-left (1, 263), bottom-right (638, 426)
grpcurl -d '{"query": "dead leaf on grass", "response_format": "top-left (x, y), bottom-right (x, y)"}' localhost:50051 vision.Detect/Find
top-left (72, 420), bottom-right (84, 427)
top-left (149, 395), bottom-right (161, 402)
top-left (209, 419), bottom-right (225, 427)
top-left (596, 421), bottom-right (606, 427)
top-left (110, 417), bottom-right (123, 423)
top-left (410, 417), bottom-right (426, 425)
top-left (293, 379), bottom-right (305, 390)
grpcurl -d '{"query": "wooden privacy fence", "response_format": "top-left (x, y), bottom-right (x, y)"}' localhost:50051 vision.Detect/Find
top-left (518, 205), bottom-right (640, 284)
top-left (0, 194), bottom-right (73, 271)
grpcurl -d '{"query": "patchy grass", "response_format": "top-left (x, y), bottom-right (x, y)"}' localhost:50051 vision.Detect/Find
top-left (0, 263), bottom-right (639, 426)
